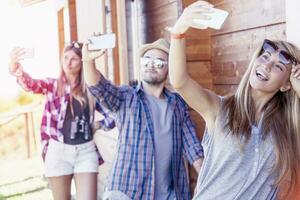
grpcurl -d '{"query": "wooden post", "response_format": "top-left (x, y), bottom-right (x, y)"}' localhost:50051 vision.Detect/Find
top-left (68, 0), bottom-right (78, 41)
top-left (24, 113), bottom-right (31, 158)
top-left (116, 0), bottom-right (129, 85)
top-left (30, 112), bottom-right (37, 151)
top-left (57, 8), bottom-right (65, 57)
top-left (110, 0), bottom-right (120, 85)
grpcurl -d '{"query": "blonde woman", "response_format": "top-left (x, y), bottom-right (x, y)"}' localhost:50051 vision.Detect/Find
top-left (169, 1), bottom-right (300, 199)
top-left (9, 42), bottom-right (115, 200)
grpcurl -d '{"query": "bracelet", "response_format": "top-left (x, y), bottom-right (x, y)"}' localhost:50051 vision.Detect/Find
top-left (171, 33), bottom-right (186, 39)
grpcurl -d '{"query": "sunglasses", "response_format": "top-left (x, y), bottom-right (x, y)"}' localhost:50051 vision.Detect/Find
top-left (259, 39), bottom-right (298, 66)
top-left (140, 57), bottom-right (168, 69)
top-left (65, 41), bottom-right (82, 49)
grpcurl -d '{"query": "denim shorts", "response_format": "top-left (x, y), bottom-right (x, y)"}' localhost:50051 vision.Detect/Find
top-left (44, 139), bottom-right (98, 177)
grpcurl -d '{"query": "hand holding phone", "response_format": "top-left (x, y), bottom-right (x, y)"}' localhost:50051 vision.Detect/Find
top-left (193, 7), bottom-right (228, 30)
top-left (88, 33), bottom-right (116, 51)
top-left (22, 47), bottom-right (35, 59)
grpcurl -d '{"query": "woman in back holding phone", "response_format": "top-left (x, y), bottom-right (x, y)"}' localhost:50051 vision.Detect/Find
top-left (9, 42), bottom-right (115, 200)
top-left (169, 1), bottom-right (300, 199)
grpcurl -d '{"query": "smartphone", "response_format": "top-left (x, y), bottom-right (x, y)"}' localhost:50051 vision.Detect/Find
top-left (22, 47), bottom-right (35, 59)
top-left (193, 7), bottom-right (229, 30)
top-left (88, 33), bottom-right (116, 50)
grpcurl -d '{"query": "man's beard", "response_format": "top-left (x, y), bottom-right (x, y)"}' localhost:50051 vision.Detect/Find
top-left (143, 74), bottom-right (167, 85)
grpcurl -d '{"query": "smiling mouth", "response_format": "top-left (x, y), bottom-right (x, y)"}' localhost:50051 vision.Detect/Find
top-left (256, 70), bottom-right (269, 81)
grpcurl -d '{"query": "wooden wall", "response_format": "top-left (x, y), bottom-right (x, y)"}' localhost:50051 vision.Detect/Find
top-left (141, 0), bottom-right (180, 42)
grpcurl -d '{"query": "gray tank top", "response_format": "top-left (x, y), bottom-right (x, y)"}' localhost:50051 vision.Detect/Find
top-left (193, 113), bottom-right (278, 200)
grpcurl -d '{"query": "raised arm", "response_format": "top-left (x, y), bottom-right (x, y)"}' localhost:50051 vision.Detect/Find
top-left (169, 1), bottom-right (220, 125)
top-left (81, 43), bottom-right (104, 86)
top-left (9, 47), bottom-right (52, 94)
top-left (82, 43), bottom-right (126, 113)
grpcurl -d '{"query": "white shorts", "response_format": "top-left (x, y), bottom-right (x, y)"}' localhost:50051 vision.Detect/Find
top-left (44, 139), bottom-right (99, 177)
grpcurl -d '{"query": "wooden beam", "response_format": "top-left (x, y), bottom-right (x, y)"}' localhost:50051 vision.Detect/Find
top-left (57, 8), bottom-right (65, 57)
top-left (68, 0), bottom-right (78, 41)
top-left (116, 0), bottom-right (129, 84)
top-left (24, 113), bottom-right (31, 158)
top-left (110, 0), bottom-right (120, 85)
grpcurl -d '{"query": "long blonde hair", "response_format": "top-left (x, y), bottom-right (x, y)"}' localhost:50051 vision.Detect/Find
top-left (220, 40), bottom-right (300, 191)
top-left (57, 42), bottom-right (95, 117)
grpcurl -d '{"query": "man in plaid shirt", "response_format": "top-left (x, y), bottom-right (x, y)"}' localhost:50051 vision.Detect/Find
top-left (83, 38), bottom-right (203, 200)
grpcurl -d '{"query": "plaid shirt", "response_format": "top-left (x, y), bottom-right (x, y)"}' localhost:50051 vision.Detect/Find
top-left (88, 76), bottom-right (203, 200)
top-left (15, 70), bottom-right (115, 163)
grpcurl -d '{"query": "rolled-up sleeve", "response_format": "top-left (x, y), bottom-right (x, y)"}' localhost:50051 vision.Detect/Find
top-left (16, 70), bottom-right (53, 94)
top-left (95, 102), bottom-right (115, 131)
top-left (88, 74), bottom-right (126, 113)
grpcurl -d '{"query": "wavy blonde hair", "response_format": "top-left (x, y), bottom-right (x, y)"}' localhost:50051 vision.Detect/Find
top-left (220, 40), bottom-right (300, 192)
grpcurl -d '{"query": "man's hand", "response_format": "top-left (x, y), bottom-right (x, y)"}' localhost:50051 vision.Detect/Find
top-left (82, 36), bottom-right (107, 86)
top-left (81, 43), bottom-right (106, 62)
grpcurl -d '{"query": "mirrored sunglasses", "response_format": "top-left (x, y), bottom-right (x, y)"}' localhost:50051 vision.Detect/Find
top-left (260, 39), bottom-right (298, 66)
top-left (140, 57), bottom-right (168, 69)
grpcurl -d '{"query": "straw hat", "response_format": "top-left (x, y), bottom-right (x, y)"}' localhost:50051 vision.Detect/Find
top-left (139, 38), bottom-right (170, 56)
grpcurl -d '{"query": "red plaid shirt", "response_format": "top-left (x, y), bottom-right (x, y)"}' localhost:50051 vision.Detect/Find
top-left (15, 69), bottom-right (115, 164)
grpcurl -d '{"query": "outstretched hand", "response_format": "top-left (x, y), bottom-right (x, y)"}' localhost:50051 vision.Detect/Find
top-left (290, 64), bottom-right (300, 96)
top-left (9, 47), bottom-right (25, 76)
top-left (82, 35), bottom-right (106, 62)
top-left (171, 0), bottom-right (213, 34)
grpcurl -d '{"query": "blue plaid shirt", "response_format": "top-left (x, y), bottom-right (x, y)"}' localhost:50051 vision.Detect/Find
top-left (88, 76), bottom-right (203, 200)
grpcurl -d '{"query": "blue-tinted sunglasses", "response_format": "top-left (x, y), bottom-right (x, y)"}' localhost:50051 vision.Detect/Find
top-left (260, 39), bottom-right (298, 66)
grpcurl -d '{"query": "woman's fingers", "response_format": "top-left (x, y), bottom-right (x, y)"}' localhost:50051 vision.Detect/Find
top-left (82, 41), bottom-right (106, 62)
top-left (294, 69), bottom-right (300, 77)
top-left (187, 0), bottom-right (213, 9)
top-left (173, 1), bottom-right (214, 32)
top-left (10, 47), bottom-right (26, 61)
top-left (292, 65), bottom-right (300, 79)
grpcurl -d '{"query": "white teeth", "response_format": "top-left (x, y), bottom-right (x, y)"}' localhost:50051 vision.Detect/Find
top-left (256, 70), bottom-right (268, 81)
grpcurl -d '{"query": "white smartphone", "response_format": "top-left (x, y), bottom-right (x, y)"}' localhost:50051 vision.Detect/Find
top-left (193, 7), bottom-right (229, 30)
top-left (22, 47), bottom-right (35, 59)
top-left (88, 33), bottom-right (116, 50)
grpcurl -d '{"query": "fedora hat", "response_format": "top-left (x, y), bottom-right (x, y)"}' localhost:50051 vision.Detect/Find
top-left (139, 38), bottom-right (170, 56)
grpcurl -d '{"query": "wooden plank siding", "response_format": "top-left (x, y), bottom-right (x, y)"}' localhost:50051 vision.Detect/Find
top-left (142, 0), bottom-right (179, 42)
